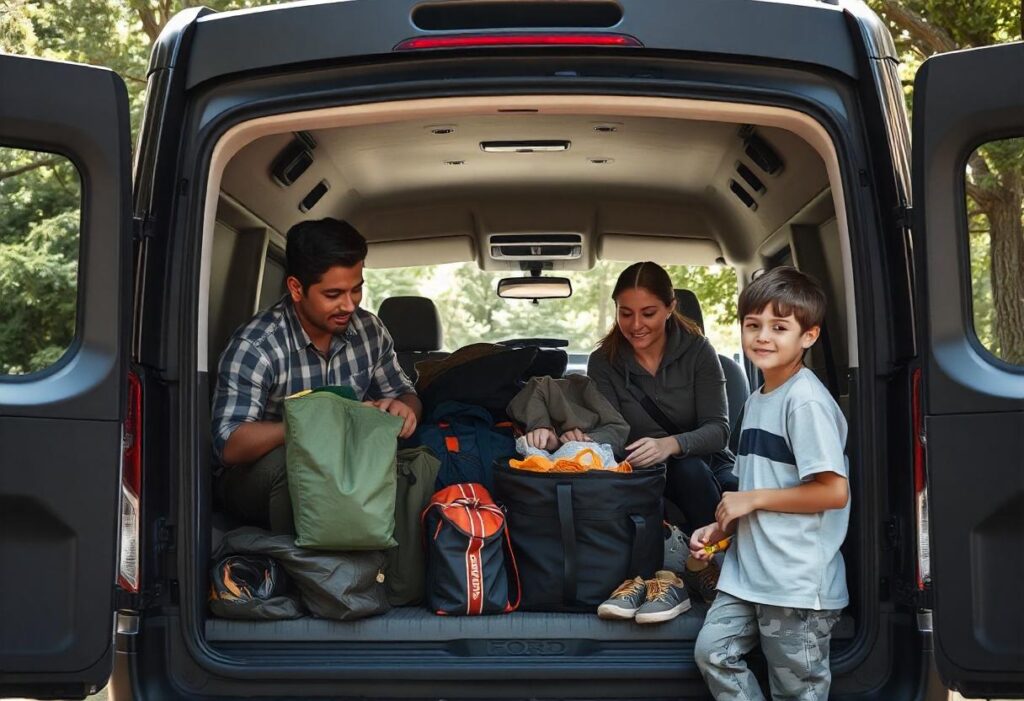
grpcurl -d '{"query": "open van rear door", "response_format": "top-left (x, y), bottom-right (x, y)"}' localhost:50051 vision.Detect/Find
top-left (913, 43), bottom-right (1024, 699)
top-left (0, 56), bottom-right (130, 697)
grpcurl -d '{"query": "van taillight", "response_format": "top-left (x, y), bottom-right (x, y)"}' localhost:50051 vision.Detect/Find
top-left (393, 33), bottom-right (642, 50)
top-left (118, 370), bottom-right (142, 594)
top-left (911, 368), bottom-right (931, 590)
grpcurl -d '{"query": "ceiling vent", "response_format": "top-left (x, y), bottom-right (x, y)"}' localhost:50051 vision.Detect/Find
top-left (489, 233), bottom-right (583, 261)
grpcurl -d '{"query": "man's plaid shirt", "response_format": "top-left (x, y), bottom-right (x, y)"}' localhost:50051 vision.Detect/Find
top-left (211, 295), bottom-right (415, 463)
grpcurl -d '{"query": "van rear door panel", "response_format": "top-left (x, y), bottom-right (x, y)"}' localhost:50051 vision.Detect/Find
top-left (913, 43), bottom-right (1024, 698)
top-left (0, 55), bottom-right (130, 696)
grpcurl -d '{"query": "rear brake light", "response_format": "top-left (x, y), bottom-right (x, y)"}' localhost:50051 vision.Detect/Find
top-left (118, 370), bottom-right (143, 594)
top-left (911, 368), bottom-right (930, 590)
top-left (394, 33), bottom-right (642, 50)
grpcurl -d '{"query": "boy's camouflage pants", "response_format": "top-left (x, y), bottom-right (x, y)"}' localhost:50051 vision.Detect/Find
top-left (695, 592), bottom-right (841, 700)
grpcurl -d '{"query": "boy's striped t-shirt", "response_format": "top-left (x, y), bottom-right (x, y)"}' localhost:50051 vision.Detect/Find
top-left (717, 367), bottom-right (850, 610)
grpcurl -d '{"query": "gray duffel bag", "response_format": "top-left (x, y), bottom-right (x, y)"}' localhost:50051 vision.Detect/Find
top-left (213, 527), bottom-right (390, 621)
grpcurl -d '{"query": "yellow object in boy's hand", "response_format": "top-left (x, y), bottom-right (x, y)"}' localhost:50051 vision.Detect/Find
top-left (703, 537), bottom-right (732, 555)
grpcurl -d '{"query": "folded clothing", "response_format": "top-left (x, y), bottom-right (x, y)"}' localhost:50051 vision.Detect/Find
top-left (510, 442), bottom-right (632, 473)
top-left (515, 437), bottom-right (617, 466)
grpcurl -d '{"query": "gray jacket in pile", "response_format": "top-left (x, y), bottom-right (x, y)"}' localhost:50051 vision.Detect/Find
top-left (507, 374), bottom-right (631, 455)
top-left (586, 321), bottom-right (729, 457)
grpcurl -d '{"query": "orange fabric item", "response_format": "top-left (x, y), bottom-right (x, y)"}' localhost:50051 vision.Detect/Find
top-left (509, 449), bottom-right (632, 474)
top-left (444, 435), bottom-right (460, 453)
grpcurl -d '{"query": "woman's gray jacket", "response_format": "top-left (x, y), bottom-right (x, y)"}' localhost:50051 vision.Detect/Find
top-left (586, 322), bottom-right (730, 457)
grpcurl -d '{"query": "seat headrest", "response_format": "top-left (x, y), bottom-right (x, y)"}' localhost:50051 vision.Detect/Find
top-left (674, 289), bottom-right (705, 332)
top-left (377, 296), bottom-right (443, 352)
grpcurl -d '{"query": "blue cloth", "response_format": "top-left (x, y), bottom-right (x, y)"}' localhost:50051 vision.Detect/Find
top-left (412, 401), bottom-right (516, 491)
top-left (717, 368), bottom-right (849, 610)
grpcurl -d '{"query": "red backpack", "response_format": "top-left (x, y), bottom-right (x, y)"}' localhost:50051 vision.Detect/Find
top-left (422, 483), bottom-right (521, 616)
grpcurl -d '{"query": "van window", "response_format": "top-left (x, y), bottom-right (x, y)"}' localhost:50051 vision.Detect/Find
top-left (364, 260), bottom-right (739, 359)
top-left (0, 145), bottom-right (81, 376)
top-left (965, 137), bottom-right (1024, 366)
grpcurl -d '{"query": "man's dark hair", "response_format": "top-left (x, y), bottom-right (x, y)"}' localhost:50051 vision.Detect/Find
top-left (738, 266), bottom-right (827, 331)
top-left (285, 218), bottom-right (368, 290)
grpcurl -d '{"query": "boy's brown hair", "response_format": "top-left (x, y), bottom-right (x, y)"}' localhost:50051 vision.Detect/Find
top-left (738, 266), bottom-right (826, 331)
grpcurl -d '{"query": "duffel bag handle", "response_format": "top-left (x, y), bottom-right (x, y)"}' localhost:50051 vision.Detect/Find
top-left (555, 482), bottom-right (578, 606)
top-left (628, 514), bottom-right (646, 578)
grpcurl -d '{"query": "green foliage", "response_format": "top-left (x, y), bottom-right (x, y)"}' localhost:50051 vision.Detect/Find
top-left (0, 1), bottom-right (278, 375)
top-left (365, 262), bottom-right (740, 358)
top-left (0, 209), bottom-right (80, 374)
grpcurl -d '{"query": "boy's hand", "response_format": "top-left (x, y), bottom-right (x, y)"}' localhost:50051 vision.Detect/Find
top-left (625, 436), bottom-right (680, 467)
top-left (525, 427), bottom-right (559, 451)
top-left (715, 491), bottom-right (759, 532)
top-left (559, 428), bottom-right (592, 444)
top-left (689, 523), bottom-right (728, 561)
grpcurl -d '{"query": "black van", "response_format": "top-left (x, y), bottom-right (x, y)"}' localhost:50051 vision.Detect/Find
top-left (1, 0), bottom-right (1022, 699)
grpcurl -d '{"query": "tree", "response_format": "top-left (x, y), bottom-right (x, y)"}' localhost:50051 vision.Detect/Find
top-left (870, 0), bottom-right (1024, 363)
top-left (0, 1), bottom-right (278, 374)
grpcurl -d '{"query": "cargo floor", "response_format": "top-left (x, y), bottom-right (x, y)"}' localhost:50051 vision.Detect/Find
top-left (205, 604), bottom-right (856, 643)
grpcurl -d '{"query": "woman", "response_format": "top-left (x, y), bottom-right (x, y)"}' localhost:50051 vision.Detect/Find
top-left (587, 261), bottom-right (731, 529)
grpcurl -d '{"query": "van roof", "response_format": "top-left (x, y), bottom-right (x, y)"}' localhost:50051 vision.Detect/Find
top-left (176, 0), bottom-right (891, 90)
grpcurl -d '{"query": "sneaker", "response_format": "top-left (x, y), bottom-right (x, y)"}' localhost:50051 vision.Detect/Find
top-left (597, 576), bottom-right (647, 620)
top-left (634, 570), bottom-right (692, 624)
top-left (682, 556), bottom-right (720, 603)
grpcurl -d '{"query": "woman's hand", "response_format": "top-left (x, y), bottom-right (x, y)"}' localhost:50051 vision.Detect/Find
top-left (688, 522), bottom-right (729, 561)
top-left (715, 491), bottom-right (759, 532)
top-left (624, 436), bottom-right (681, 467)
top-left (559, 428), bottom-right (592, 444)
top-left (525, 427), bottom-right (559, 451)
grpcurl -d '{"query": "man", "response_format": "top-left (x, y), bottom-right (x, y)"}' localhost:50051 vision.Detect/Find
top-left (212, 217), bottom-right (421, 533)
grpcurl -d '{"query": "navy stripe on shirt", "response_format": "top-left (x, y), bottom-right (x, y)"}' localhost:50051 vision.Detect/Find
top-left (737, 428), bottom-right (795, 465)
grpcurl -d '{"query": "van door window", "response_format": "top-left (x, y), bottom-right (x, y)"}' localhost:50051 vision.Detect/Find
top-left (0, 145), bottom-right (81, 375)
top-left (965, 136), bottom-right (1024, 365)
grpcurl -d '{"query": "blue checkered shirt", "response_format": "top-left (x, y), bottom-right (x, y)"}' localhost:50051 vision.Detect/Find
top-left (211, 295), bottom-right (415, 463)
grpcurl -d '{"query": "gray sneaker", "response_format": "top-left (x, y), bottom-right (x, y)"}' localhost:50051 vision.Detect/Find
top-left (634, 570), bottom-right (692, 624)
top-left (597, 577), bottom-right (647, 620)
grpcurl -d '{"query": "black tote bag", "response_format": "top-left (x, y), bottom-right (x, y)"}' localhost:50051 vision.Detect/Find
top-left (492, 461), bottom-right (665, 612)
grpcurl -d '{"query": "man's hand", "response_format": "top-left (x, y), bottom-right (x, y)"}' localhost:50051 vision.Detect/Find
top-left (559, 428), bottom-right (592, 444)
top-left (624, 436), bottom-right (681, 467)
top-left (364, 397), bottom-right (417, 439)
top-left (715, 491), bottom-right (759, 532)
top-left (525, 427), bottom-right (559, 451)
top-left (689, 522), bottom-right (730, 561)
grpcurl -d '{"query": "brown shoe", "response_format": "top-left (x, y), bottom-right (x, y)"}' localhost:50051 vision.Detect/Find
top-left (682, 556), bottom-right (720, 603)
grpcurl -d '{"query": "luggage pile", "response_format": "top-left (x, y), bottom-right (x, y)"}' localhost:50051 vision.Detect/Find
top-left (210, 343), bottom-right (674, 620)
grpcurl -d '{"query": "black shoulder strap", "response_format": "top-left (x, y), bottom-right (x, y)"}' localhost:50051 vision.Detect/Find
top-left (627, 384), bottom-right (681, 436)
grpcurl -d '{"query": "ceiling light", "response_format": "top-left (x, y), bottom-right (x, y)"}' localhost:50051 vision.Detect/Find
top-left (443, 160), bottom-right (465, 166)
top-left (588, 157), bottom-right (614, 165)
top-left (480, 140), bottom-right (570, 153)
top-left (428, 125), bottom-right (456, 135)
top-left (593, 124), bottom-right (620, 133)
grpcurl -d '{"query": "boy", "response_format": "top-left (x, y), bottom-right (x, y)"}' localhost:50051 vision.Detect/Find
top-left (691, 266), bottom-right (849, 700)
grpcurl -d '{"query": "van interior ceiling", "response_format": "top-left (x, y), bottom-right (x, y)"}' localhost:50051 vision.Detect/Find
top-left (202, 95), bottom-right (857, 649)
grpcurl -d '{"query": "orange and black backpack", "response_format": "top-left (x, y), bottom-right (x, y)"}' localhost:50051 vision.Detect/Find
top-left (422, 483), bottom-right (520, 616)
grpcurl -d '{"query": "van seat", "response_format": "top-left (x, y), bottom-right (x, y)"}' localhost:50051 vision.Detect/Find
top-left (674, 289), bottom-right (750, 432)
top-left (377, 296), bottom-right (448, 382)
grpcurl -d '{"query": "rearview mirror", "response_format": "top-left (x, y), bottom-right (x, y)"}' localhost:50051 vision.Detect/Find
top-left (496, 276), bottom-right (572, 300)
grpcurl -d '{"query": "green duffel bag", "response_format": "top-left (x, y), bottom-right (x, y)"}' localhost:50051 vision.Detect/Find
top-left (284, 387), bottom-right (404, 550)
top-left (386, 446), bottom-right (441, 606)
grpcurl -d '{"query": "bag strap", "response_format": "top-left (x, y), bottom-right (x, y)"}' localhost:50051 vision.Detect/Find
top-left (555, 482), bottom-right (578, 606)
top-left (502, 526), bottom-right (522, 612)
top-left (627, 384), bottom-right (682, 436)
top-left (627, 514), bottom-right (647, 578)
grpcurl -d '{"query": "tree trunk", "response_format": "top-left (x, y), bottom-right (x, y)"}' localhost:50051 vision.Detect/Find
top-left (984, 196), bottom-right (1024, 364)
